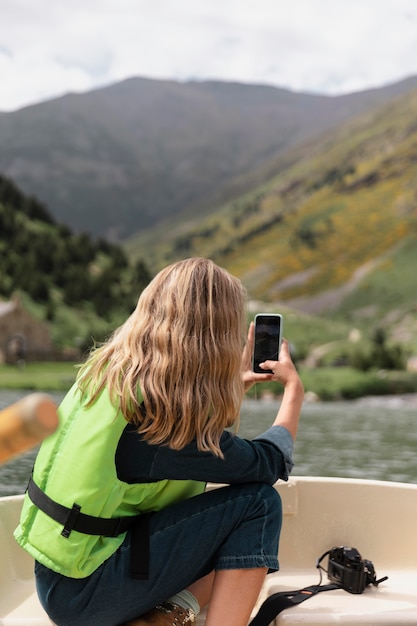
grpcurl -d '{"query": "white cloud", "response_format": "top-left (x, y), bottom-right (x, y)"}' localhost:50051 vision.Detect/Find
top-left (1, 0), bottom-right (417, 110)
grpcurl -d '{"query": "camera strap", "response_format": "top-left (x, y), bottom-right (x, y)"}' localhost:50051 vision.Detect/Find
top-left (248, 583), bottom-right (340, 626)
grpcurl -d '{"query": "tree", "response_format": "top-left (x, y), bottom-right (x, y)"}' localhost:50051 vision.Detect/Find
top-left (131, 259), bottom-right (152, 295)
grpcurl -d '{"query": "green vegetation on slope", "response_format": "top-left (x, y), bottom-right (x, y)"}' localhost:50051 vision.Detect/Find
top-left (0, 175), bottom-right (152, 351)
top-left (131, 87), bottom-right (417, 353)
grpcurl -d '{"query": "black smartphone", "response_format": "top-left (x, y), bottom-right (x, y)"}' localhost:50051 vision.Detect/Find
top-left (253, 313), bottom-right (283, 374)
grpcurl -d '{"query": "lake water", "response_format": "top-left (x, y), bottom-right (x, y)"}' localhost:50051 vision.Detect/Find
top-left (1, 390), bottom-right (416, 497)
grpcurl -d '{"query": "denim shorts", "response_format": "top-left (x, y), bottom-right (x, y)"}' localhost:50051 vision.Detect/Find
top-left (35, 482), bottom-right (282, 626)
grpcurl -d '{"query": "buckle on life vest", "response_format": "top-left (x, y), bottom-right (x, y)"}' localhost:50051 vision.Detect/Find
top-left (61, 503), bottom-right (82, 538)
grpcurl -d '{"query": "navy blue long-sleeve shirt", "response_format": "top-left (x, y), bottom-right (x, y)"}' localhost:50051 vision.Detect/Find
top-left (115, 424), bottom-right (294, 486)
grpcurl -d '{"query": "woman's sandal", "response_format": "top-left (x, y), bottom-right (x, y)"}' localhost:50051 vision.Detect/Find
top-left (124, 601), bottom-right (196, 625)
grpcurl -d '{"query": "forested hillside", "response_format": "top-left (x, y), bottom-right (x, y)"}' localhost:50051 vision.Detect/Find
top-left (0, 176), bottom-right (151, 350)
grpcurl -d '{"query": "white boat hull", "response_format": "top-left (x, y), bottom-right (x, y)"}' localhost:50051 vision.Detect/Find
top-left (1, 477), bottom-right (417, 625)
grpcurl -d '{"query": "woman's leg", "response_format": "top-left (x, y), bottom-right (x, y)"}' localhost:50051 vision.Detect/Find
top-left (123, 573), bottom-right (216, 625)
top-left (205, 568), bottom-right (267, 626)
top-left (187, 571), bottom-right (215, 610)
top-left (186, 483), bottom-right (282, 625)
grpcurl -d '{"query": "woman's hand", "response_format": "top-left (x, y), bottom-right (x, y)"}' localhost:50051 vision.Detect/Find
top-left (241, 322), bottom-right (275, 392)
top-left (259, 338), bottom-right (301, 388)
top-left (242, 323), bottom-right (301, 392)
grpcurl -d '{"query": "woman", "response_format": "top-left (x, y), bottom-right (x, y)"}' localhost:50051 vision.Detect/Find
top-left (15, 257), bottom-right (304, 626)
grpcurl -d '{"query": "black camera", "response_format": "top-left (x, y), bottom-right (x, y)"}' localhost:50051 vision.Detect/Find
top-left (318, 546), bottom-right (388, 594)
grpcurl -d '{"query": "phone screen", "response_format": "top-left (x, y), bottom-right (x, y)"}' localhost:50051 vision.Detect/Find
top-left (253, 314), bottom-right (282, 373)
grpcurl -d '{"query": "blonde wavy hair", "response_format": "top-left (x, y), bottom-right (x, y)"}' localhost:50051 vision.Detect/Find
top-left (77, 257), bottom-right (246, 456)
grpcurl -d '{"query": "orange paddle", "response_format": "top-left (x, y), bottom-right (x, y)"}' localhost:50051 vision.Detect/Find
top-left (0, 393), bottom-right (58, 464)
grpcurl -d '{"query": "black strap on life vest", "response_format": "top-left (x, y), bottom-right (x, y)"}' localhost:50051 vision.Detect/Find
top-left (27, 476), bottom-right (151, 579)
top-left (248, 583), bottom-right (341, 626)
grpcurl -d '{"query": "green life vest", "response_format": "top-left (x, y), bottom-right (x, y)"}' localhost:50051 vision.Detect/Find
top-left (14, 383), bottom-right (205, 578)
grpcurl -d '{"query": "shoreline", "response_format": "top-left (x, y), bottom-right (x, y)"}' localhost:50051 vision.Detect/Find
top-left (248, 390), bottom-right (417, 406)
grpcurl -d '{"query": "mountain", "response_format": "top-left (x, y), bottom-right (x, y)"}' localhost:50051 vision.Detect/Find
top-left (133, 85), bottom-right (417, 352)
top-left (1, 76), bottom-right (417, 240)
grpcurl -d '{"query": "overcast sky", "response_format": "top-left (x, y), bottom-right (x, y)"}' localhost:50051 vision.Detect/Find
top-left (1, 0), bottom-right (417, 112)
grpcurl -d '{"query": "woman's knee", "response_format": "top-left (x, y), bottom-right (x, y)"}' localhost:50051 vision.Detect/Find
top-left (235, 482), bottom-right (282, 524)
top-left (257, 483), bottom-right (282, 519)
